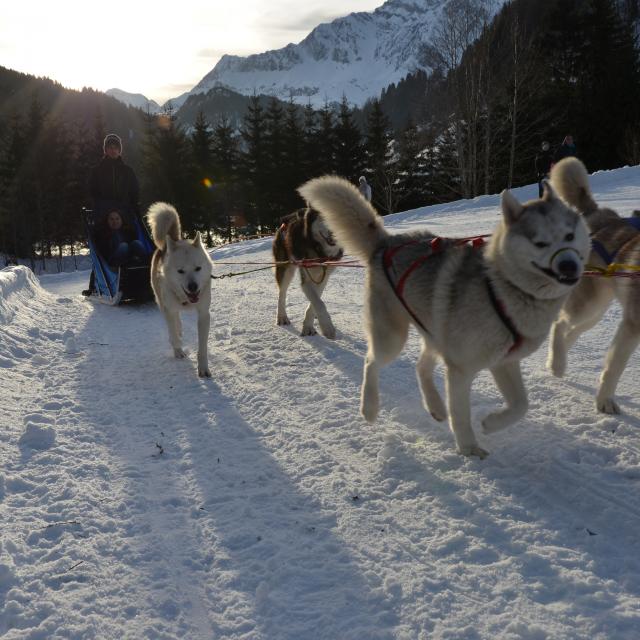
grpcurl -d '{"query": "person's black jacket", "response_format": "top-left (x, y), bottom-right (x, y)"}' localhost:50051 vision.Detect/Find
top-left (554, 142), bottom-right (577, 163)
top-left (89, 156), bottom-right (139, 217)
top-left (535, 150), bottom-right (553, 179)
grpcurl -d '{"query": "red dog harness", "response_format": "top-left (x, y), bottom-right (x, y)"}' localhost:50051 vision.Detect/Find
top-left (381, 235), bottom-right (523, 354)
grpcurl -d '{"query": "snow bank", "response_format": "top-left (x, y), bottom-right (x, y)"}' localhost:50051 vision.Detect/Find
top-left (0, 266), bottom-right (46, 325)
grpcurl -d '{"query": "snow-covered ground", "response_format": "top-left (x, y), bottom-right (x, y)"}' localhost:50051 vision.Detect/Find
top-left (2, 168), bottom-right (640, 639)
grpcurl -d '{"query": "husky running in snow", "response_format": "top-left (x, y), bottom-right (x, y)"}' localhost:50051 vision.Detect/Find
top-left (299, 176), bottom-right (589, 457)
top-left (147, 202), bottom-right (213, 377)
top-left (273, 206), bottom-right (343, 338)
top-left (547, 157), bottom-right (640, 414)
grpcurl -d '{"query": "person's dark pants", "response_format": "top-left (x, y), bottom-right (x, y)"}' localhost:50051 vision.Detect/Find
top-left (537, 175), bottom-right (547, 198)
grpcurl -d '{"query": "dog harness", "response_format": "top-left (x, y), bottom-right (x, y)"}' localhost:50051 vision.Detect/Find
top-left (591, 216), bottom-right (640, 265)
top-left (381, 235), bottom-right (524, 354)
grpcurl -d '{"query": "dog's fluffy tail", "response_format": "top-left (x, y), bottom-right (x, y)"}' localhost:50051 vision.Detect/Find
top-left (147, 202), bottom-right (181, 250)
top-left (550, 157), bottom-right (598, 214)
top-left (298, 176), bottom-right (388, 261)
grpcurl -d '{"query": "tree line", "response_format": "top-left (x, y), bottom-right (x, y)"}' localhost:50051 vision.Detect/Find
top-left (1, 0), bottom-right (639, 261)
top-left (0, 91), bottom-right (414, 259)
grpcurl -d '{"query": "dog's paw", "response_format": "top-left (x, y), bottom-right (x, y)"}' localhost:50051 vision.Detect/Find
top-left (174, 347), bottom-right (187, 359)
top-left (597, 396), bottom-right (620, 415)
top-left (457, 444), bottom-right (489, 459)
top-left (277, 315), bottom-right (290, 326)
top-left (360, 398), bottom-right (379, 423)
top-left (199, 367), bottom-right (212, 378)
top-left (301, 326), bottom-right (317, 337)
top-left (547, 352), bottom-right (566, 378)
top-left (361, 406), bottom-right (378, 423)
top-left (425, 396), bottom-right (447, 422)
top-left (321, 325), bottom-right (336, 340)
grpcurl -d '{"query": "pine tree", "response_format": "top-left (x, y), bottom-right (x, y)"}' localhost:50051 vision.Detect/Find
top-left (240, 95), bottom-right (268, 228)
top-left (212, 115), bottom-right (240, 240)
top-left (0, 113), bottom-right (25, 256)
top-left (575, 0), bottom-right (640, 169)
top-left (316, 103), bottom-right (336, 175)
top-left (334, 96), bottom-right (364, 182)
top-left (364, 99), bottom-right (394, 212)
top-left (19, 94), bottom-right (47, 260)
top-left (281, 100), bottom-right (305, 212)
top-left (190, 111), bottom-right (215, 242)
top-left (142, 105), bottom-right (192, 232)
top-left (395, 119), bottom-right (426, 211)
top-left (300, 102), bottom-right (320, 181)
top-left (263, 98), bottom-right (287, 224)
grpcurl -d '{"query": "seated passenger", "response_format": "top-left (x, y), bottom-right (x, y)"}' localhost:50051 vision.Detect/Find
top-left (96, 210), bottom-right (146, 268)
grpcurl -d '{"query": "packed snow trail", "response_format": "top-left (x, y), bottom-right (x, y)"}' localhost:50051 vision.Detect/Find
top-left (1, 170), bottom-right (640, 638)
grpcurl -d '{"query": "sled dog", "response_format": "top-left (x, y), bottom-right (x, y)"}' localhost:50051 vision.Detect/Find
top-left (299, 177), bottom-right (589, 457)
top-left (547, 157), bottom-right (640, 414)
top-left (273, 206), bottom-right (343, 337)
top-left (147, 202), bottom-right (213, 377)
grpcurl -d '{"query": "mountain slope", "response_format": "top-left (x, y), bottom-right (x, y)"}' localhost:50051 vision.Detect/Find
top-left (185, 0), bottom-right (501, 107)
top-left (106, 88), bottom-right (160, 113)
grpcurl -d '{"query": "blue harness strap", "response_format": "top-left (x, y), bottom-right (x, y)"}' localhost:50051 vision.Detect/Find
top-left (626, 216), bottom-right (640, 231)
top-left (591, 239), bottom-right (616, 265)
top-left (591, 217), bottom-right (640, 265)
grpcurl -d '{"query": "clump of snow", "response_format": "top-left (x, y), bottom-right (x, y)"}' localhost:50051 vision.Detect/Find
top-left (64, 332), bottom-right (78, 354)
top-left (18, 422), bottom-right (56, 450)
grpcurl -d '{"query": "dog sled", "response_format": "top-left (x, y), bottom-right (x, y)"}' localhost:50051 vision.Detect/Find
top-left (82, 208), bottom-right (155, 305)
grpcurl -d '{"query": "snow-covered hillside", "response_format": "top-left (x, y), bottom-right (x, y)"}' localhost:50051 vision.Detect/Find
top-left (186, 0), bottom-right (502, 108)
top-left (1, 167), bottom-right (640, 638)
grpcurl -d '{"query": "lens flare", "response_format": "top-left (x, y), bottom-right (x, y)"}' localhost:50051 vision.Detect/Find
top-left (202, 178), bottom-right (213, 189)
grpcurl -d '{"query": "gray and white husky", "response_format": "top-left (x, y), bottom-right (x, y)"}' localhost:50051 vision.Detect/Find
top-left (147, 202), bottom-right (213, 378)
top-left (300, 177), bottom-right (589, 457)
top-left (547, 157), bottom-right (640, 414)
top-left (273, 207), bottom-right (343, 337)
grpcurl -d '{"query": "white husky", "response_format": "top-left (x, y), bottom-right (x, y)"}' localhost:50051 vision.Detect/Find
top-left (147, 202), bottom-right (213, 378)
top-left (300, 177), bottom-right (590, 457)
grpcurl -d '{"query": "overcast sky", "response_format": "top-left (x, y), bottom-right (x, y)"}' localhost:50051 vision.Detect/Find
top-left (1, 0), bottom-right (384, 104)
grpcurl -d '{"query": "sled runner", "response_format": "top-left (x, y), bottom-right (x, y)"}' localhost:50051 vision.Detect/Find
top-left (82, 208), bottom-right (155, 305)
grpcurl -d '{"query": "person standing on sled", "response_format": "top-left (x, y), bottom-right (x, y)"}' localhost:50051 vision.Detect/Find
top-left (83, 133), bottom-right (141, 295)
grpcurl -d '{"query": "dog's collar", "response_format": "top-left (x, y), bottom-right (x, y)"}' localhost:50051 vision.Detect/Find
top-left (485, 277), bottom-right (524, 354)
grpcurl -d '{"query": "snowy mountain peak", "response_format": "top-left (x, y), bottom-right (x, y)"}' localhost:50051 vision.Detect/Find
top-left (185, 0), bottom-right (501, 108)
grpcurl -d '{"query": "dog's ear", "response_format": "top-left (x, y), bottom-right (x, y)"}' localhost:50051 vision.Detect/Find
top-left (541, 179), bottom-right (558, 202)
top-left (192, 231), bottom-right (203, 247)
top-left (166, 236), bottom-right (176, 253)
top-left (500, 189), bottom-right (524, 224)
